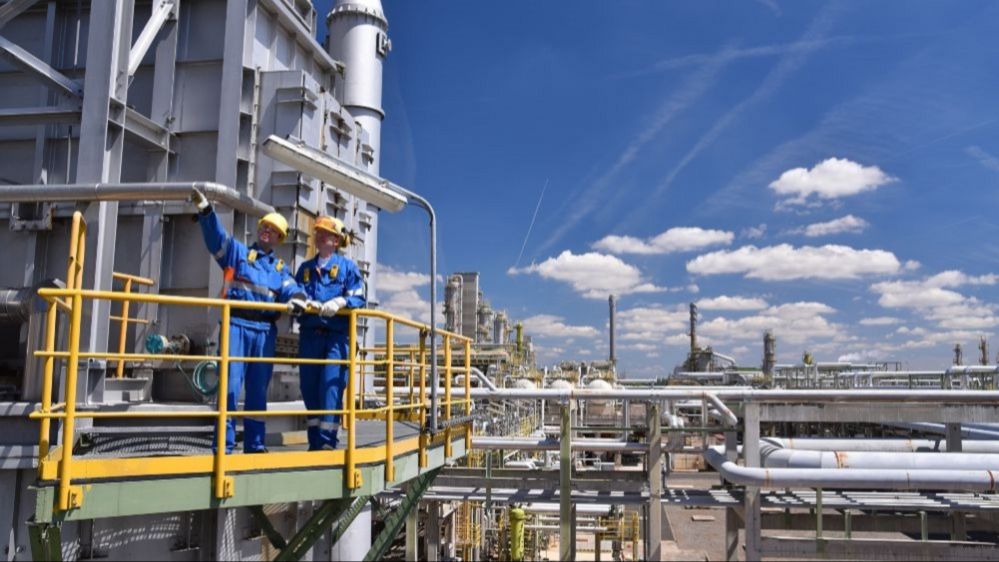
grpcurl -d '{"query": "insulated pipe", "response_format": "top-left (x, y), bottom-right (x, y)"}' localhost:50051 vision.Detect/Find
top-left (758, 443), bottom-right (999, 470)
top-left (762, 437), bottom-right (999, 453)
top-left (888, 422), bottom-right (999, 440)
top-left (704, 446), bottom-right (999, 492)
top-left (0, 182), bottom-right (274, 216)
top-left (470, 366), bottom-right (497, 391)
top-left (468, 388), bottom-right (999, 403)
top-left (0, 287), bottom-right (33, 323)
top-left (471, 437), bottom-right (648, 453)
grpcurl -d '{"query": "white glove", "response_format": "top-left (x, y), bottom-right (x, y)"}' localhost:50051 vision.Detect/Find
top-left (305, 300), bottom-right (323, 314)
top-left (190, 187), bottom-right (211, 211)
top-left (287, 298), bottom-right (308, 315)
top-left (320, 297), bottom-right (347, 318)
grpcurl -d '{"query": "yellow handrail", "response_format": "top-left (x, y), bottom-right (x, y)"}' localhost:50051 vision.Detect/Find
top-left (111, 271), bottom-right (155, 378)
top-left (32, 213), bottom-right (472, 512)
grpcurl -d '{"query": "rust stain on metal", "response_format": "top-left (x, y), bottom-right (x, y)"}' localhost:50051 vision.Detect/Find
top-left (834, 451), bottom-right (848, 469)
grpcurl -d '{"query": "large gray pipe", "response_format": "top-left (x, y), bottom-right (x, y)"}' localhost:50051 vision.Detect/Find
top-left (0, 182), bottom-right (274, 216)
top-left (704, 446), bottom-right (999, 492)
top-left (472, 437), bottom-right (647, 453)
top-left (758, 442), bottom-right (999, 470)
top-left (0, 287), bottom-right (33, 324)
top-left (469, 387), bottom-right (999, 403)
top-left (762, 437), bottom-right (999, 453)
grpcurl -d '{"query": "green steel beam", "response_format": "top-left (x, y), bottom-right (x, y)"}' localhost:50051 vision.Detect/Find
top-left (274, 499), bottom-right (353, 562)
top-left (248, 506), bottom-right (288, 550)
top-left (329, 496), bottom-right (371, 546)
top-left (32, 437), bottom-right (465, 524)
top-left (363, 468), bottom-right (441, 562)
top-left (28, 521), bottom-right (62, 562)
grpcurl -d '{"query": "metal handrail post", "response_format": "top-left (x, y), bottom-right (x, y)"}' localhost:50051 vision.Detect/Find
top-left (115, 278), bottom-right (132, 378)
top-left (385, 318), bottom-right (395, 482)
top-left (37, 300), bottom-right (58, 463)
top-left (347, 311), bottom-right (358, 488)
top-left (57, 212), bottom-right (85, 511)
top-left (418, 331), bottom-right (427, 468)
top-left (465, 339), bottom-right (472, 451)
top-left (213, 304), bottom-right (232, 498)
top-left (444, 336), bottom-right (452, 457)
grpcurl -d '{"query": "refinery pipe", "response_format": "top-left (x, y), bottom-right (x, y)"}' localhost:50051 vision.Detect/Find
top-left (0, 182), bottom-right (274, 216)
top-left (704, 446), bottom-right (999, 492)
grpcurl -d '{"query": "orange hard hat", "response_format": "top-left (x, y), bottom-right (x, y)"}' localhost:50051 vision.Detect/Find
top-left (314, 216), bottom-right (349, 248)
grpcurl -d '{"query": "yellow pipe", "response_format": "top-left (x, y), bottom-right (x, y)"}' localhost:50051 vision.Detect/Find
top-left (510, 507), bottom-right (526, 561)
top-left (385, 318), bottom-right (394, 483)
top-left (347, 310), bottom-right (358, 488)
top-left (213, 305), bottom-right (231, 498)
top-left (37, 299), bottom-right (58, 464)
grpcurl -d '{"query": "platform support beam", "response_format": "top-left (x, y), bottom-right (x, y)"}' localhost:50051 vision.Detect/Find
top-left (274, 498), bottom-right (355, 562)
top-left (364, 468), bottom-right (440, 561)
top-left (27, 520), bottom-right (62, 562)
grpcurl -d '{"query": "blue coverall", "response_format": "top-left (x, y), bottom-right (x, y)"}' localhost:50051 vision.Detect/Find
top-left (295, 253), bottom-right (366, 450)
top-left (198, 209), bottom-right (303, 453)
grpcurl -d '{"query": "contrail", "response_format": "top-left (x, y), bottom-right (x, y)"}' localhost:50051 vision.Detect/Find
top-left (514, 178), bottom-right (549, 269)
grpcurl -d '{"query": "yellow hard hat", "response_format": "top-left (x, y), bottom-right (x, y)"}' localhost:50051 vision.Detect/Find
top-left (314, 215), bottom-right (349, 248)
top-left (258, 212), bottom-right (288, 241)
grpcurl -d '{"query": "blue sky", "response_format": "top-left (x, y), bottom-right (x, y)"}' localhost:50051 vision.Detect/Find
top-left (333, 1), bottom-right (999, 376)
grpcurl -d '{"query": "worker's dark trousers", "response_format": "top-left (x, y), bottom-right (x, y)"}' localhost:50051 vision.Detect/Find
top-left (219, 322), bottom-right (276, 453)
top-left (298, 329), bottom-right (349, 450)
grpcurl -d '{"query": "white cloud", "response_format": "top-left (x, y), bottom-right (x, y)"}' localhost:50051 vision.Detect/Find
top-left (742, 224), bottom-right (768, 240)
top-left (687, 244), bottom-right (901, 281)
top-left (616, 305), bottom-right (690, 344)
top-left (378, 266), bottom-right (431, 292)
top-left (871, 270), bottom-right (999, 332)
top-left (698, 302), bottom-right (843, 346)
top-left (769, 158), bottom-right (895, 207)
top-left (593, 227), bottom-right (734, 255)
top-left (697, 295), bottom-right (769, 311)
top-left (800, 214), bottom-right (869, 237)
top-left (521, 314), bottom-right (599, 339)
top-left (376, 265), bottom-right (441, 326)
top-left (859, 316), bottom-right (901, 326)
top-left (508, 251), bottom-right (667, 299)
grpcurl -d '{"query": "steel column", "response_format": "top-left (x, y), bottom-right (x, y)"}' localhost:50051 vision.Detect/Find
top-left (76, 0), bottom-right (134, 364)
top-left (947, 423), bottom-right (967, 540)
top-left (647, 402), bottom-right (662, 561)
top-left (560, 402), bottom-right (575, 561)
top-left (406, 501), bottom-right (419, 561)
top-left (743, 402), bottom-right (761, 560)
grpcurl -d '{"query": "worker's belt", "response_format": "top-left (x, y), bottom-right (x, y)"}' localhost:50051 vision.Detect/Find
top-left (231, 309), bottom-right (279, 323)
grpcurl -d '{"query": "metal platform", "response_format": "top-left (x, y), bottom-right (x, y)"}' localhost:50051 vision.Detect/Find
top-left (33, 424), bottom-right (465, 524)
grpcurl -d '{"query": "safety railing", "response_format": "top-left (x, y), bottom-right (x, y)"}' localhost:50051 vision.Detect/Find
top-left (110, 271), bottom-right (155, 378)
top-left (30, 212), bottom-right (473, 512)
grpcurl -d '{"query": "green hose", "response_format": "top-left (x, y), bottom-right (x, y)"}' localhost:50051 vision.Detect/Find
top-left (176, 361), bottom-right (219, 398)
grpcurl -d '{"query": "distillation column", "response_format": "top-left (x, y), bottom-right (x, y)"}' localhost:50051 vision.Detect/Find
top-left (326, 1), bottom-right (391, 558)
top-left (328, 0), bottom-right (391, 307)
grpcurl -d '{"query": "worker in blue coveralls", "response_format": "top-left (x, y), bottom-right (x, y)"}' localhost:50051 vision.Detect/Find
top-left (191, 188), bottom-right (308, 454)
top-left (296, 215), bottom-right (366, 450)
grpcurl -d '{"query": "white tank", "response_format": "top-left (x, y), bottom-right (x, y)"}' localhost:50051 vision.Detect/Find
top-left (548, 379), bottom-right (574, 390)
top-left (587, 378), bottom-right (613, 414)
top-left (513, 379), bottom-right (537, 390)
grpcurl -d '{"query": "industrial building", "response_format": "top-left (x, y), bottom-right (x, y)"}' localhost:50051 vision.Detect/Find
top-left (0, 1), bottom-right (997, 560)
